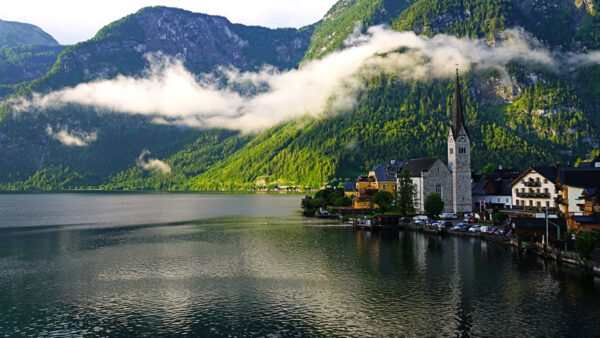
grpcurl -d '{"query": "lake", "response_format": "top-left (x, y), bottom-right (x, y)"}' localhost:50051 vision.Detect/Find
top-left (1, 193), bottom-right (599, 337)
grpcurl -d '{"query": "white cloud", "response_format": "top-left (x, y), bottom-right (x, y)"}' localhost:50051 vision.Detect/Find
top-left (136, 149), bottom-right (171, 174)
top-left (45, 125), bottom-right (98, 147)
top-left (14, 26), bottom-right (600, 133)
top-left (0, 1), bottom-right (337, 44)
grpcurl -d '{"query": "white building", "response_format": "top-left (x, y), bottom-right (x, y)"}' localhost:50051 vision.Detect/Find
top-left (509, 167), bottom-right (561, 212)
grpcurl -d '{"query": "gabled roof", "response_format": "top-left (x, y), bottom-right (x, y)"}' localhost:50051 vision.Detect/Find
top-left (491, 178), bottom-right (513, 195)
top-left (472, 181), bottom-right (492, 195)
top-left (370, 160), bottom-right (407, 182)
top-left (559, 167), bottom-right (600, 189)
top-left (401, 158), bottom-right (443, 178)
top-left (509, 166), bottom-right (561, 187)
top-left (578, 155), bottom-right (600, 168)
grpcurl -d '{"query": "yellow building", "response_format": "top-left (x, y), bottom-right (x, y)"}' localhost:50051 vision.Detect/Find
top-left (352, 160), bottom-right (402, 209)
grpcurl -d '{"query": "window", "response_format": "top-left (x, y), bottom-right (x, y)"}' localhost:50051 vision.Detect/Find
top-left (382, 184), bottom-right (386, 191)
top-left (436, 185), bottom-right (442, 197)
top-left (537, 201), bottom-right (541, 208)
top-left (450, 148), bottom-right (454, 155)
top-left (529, 200), bottom-right (533, 206)
top-left (544, 179), bottom-right (548, 184)
top-left (516, 200), bottom-right (520, 206)
top-left (544, 188), bottom-right (549, 194)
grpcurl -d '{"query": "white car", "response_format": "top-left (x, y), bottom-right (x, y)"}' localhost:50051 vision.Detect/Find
top-left (441, 213), bottom-right (457, 219)
top-left (468, 225), bottom-right (481, 233)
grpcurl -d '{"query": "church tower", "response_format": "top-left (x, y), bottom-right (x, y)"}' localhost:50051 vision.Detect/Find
top-left (448, 70), bottom-right (472, 213)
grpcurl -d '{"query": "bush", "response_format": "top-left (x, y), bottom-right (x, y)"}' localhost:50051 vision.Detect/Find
top-left (373, 191), bottom-right (394, 212)
top-left (574, 231), bottom-right (600, 259)
top-left (424, 193), bottom-right (444, 219)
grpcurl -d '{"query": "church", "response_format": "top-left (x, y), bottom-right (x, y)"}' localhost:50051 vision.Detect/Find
top-left (353, 70), bottom-right (473, 214)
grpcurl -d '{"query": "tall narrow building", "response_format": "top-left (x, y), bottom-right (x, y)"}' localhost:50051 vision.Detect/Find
top-left (448, 70), bottom-right (473, 213)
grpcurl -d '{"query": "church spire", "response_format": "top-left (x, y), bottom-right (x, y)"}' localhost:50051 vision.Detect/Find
top-left (451, 69), bottom-right (467, 139)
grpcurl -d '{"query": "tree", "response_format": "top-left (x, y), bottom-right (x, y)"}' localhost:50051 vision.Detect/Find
top-left (482, 163), bottom-right (496, 173)
top-left (395, 169), bottom-right (416, 217)
top-left (424, 193), bottom-right (444, 219)
top-left (373, 190), bottom-right (394, 212)
top-left (575, 231), bottom-right (600, 259)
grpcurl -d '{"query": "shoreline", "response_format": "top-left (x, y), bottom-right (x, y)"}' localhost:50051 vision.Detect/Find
top-left (393, 223), bottom-right (600, 276)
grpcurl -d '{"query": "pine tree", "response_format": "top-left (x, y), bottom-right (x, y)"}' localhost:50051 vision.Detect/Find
top-left (395, 169), bottom-right (416, 217)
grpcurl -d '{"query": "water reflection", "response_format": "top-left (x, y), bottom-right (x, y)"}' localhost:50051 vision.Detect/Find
top-left (1, 195), bottom-right (600, 336)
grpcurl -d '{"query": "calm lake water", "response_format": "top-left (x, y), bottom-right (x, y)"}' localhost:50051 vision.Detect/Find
top-left (1, 193), bottom-right (600, 337)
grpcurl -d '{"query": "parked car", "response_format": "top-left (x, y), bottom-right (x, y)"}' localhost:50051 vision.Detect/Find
top-left (488, 227), bottom-right (497, 234)
top-left (441, 213), bottom-right (458, 220)
top-left (452, 224), bottom-right (463, 231)
top-left (495, 228), bottom-right (505, 235)
top-left (467, 217), bottom-right (477, 223)
top-left (468, 225), bottom-right (481, 232)
top-left (460, 224), bottom-right (470, 231)
top-left (480, 226), bottom-right (489, 233)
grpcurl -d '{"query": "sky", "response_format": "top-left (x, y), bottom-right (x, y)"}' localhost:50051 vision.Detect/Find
top-left (0, 0), bottom-right (338, 45)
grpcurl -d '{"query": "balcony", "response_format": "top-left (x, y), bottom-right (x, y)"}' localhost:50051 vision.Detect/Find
top-left (516, 192), bottom-right (550, 198)
top-left (554, 196), bottom-right (568, 206)
top-left (524, 181), bottom-right (541, 187)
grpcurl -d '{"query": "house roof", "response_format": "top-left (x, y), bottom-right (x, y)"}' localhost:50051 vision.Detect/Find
top-left (572, 215), bottom-right (600, 224)
top-left (491, 179), bottom-right (513, 195)
top-left (401, 158), bottom-right (442, 177)
top-left (559, 167), bottom-right (600, 189)
top-left (472, 181), bottom-right (491, 195)
top-left (509, 166), bottom-right (562, 187)
top-left (578, 155), bottom-right (600, 168)
top-left (472, 178), bottom-right (512, 196)
top-left (343, 181), bottom-right (355, 192)
top-left (370, 160), bottom-right (407, 182)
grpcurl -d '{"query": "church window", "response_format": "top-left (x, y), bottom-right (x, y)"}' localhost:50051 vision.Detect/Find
top-left (436, 185), bottom-right (442, 197)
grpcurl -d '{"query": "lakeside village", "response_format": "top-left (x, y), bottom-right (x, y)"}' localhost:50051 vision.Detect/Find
top-left (301, 71), bottom-right (600, 275)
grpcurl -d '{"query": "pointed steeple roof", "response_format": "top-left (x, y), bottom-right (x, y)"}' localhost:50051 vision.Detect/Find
top-left (451, 69), bottom-right (468, 139)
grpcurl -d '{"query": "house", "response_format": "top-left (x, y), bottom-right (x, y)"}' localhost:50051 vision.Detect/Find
top-left (511, 217), bottom-right (566, 244)
top-left (558, 167), bottom-right (600, 231)
top-left (510, 166), bottom-right (563, 214)
top-left (352, 160), bottom-right (404, 209)
top-left (472, 178), bottom-right (513, 211)
top-left (343, 181), bottom-right (355, 198)
top-left (577, 155), bottom-right (600, 168)
top-left (397, 158), bottom-right (453, 213)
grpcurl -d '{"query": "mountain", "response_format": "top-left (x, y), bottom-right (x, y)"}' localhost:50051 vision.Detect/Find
top-left (0, 6), bottom-right (313, 188)
top-left (0, 19), bottom-right (58, 48)
top-left (1, 1), bottom-right (599, 191)
top-left (20, 6), bottom-right (313, 95)
top-left (0, 45), bottom-right (66, 95)
top-left (302, 0), bottom-right (416, 61)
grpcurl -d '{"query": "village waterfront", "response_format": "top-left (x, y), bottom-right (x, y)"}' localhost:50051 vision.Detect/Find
top-left (1, 193), bottom-right (600, 336)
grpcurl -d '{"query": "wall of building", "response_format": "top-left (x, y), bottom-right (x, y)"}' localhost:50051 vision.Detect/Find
top-left (511, 172), bottom-right (559, 210)
top-left (472, 195), bottom-right (512, 210)
top-left (418, 160), bottom-right (453, 213)
top-left (566, 186), bottom-right (585, 216)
